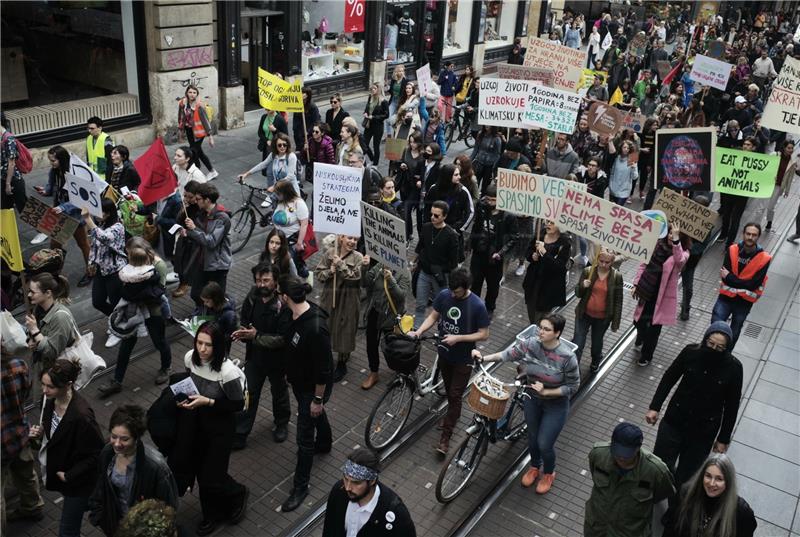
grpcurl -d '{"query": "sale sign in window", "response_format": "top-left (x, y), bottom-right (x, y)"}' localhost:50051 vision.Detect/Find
top-left (344, 0), bottom-right (365, 33)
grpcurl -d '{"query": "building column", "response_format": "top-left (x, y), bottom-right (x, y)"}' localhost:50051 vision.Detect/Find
top-left (367, 0), bottom-right (387, 85)
top-left (217, 0), bottom-right (245, 130)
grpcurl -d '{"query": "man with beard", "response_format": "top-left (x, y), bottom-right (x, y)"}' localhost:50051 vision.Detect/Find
top-left (232, 263), bottom-right (291, 449)
top-left (321, 448), bottom-right (415, 536)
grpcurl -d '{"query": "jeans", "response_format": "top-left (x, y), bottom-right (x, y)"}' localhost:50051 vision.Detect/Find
top-left (292, 386), bottom-right (333, 492)
top-left (572, 314), bottom-right (611, 365)
top-left (681, 253), bottom-right (701, 313)
top-left (414, 270), bottom-right (444, 327)
top-left (114, 315), bottom-right (172, 383)
top-left (59, 495), bottom-right (89, 537)
top-left (1, 445), bottom-right (44, 531)
top-left (365, 309), bottom-right (387, 373)
top-left (523, 395), bottom-right (570, 474)
top-left (191, 269), bottom-right (230, 307)
top-left (711, 296), bottom-right (752, 349)
top-left (719, 193), bottom-right (748, 245)
top-left (184, 128), bottom-right (214, 172)
top-left (91, 271), bottom-right (122, 316)
top-left (654, 419), bottom-right (717, 485)
top-left (439, 360), bottom-right (473, 439)
top-left (470, 254), bottom-right (503, 312)
top-left (235, 352), bottom-right (291, 440)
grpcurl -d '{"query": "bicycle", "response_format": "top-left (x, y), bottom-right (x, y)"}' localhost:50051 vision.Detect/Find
top-left (435, 363), bottom-right (529, 503)
top-left (229, 179), bottom-right (274, 254)
top-left (364, 333), bottom-right (446, 451)
top-left (444, 103), bottom-right (475, 151)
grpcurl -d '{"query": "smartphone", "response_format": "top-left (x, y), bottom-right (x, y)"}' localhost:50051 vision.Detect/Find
top-left (174, 392), bottom-right (189, 404)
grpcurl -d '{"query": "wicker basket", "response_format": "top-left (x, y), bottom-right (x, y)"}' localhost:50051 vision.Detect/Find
top-left (466, 375), bottom-right (510, 420)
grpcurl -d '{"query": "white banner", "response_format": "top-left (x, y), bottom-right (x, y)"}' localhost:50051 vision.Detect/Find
top-left (68, 153), bottom-right (107, 186)
top-left (478, 78), bottom-right (531, 129)
top-left (762, 56), bottom-right (800, 134)
top-left (689, 54), bottom-right (732, 91)
top-left (522, 85), bottom-right (582, 134)
top-left (496, 168), bottom-right (586, 219)
top-left (523, 36), bottom-right (586, 92)
top-left (66, 173), bottom-right (105, 217)
top-left (416, 63), bottom-right (432, 97)
top-left (313, 163), bottom-right (363, 237)
top-left (360, 202), bottom-right (406, 272)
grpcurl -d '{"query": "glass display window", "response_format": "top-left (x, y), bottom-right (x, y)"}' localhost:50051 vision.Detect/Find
top-left (301, 1), bottom-right (366, 81)
top-left (384, 1), bottom-right (417, 64)
top-left (482, 0), bottom-right (519, 49)
top-left (443, 0), bottom-right (474, 57)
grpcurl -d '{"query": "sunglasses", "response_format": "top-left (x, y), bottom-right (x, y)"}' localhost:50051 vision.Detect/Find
top-left (431, 213), bottom-right (443, 219)
top-left (312, 130), bottom-right (321, 134)
top-left (330, 100), bottom-right (338, 104)
top-left (277, 143), bottom-right (287, 148)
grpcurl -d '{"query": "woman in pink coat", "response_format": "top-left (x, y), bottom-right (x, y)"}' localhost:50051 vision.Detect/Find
top-left (631, 222), bottom-right (689, 367)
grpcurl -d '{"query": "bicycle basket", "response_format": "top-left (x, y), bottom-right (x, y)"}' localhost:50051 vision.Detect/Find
top-left (467, 374), bottom-right (509, 420)
top-left (382, 334), bottom-right (420, 374)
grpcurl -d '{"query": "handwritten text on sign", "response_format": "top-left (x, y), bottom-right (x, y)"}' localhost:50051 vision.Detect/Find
top-left (360, 202), bottom-right (406, 272)
top-left (313, 163), bottom-right (363, 236)
top-left (556, 187), bottom-right (660, 263)
top-left (496, 63), bottom-right (555, 87)
top-left (689, 54), bottom-right (732, 91)
top-left (522, 84), bottom-right (582, 134)
top-left (523, 36), bottom-right (585, 92)
top-left (653, 188), bottom-right (719, 242)
top-left (478, 78), bottom-right (531, 129)
top-left (715, 147), bottom-right (778, 198)
top-left (762, 56), bottom-right (800, 134)
top-left (496, 168), bottom-right (586, 219)
top-left (66, 173), bottom-right (105, 218)
top-left (20, 197), bottom-right (79, 245)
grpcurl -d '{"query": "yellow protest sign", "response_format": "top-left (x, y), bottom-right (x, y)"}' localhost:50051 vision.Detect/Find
top-left (0, 209), bottom-right (24, 271)
top-left (257, 69), bottom-right (304, 112)
top-left (274, 78), bottom-right (304, 113)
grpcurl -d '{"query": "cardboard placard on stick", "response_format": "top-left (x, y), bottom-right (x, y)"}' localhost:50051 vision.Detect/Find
top-left (586, 101), bottom-right (624, 136)
top-left (360, 202), bottom-right (406, 272)
top-left (66, 173), bottom-right (105, 218)
top-left (478, 78), bottom-right (533, 129)
top-left (384, 138), bottom-right (407, 162)
top-left (653, 188), bottom-right (719, 242)
top-left (655, 128), bottom-right (715, 191)
top-left (496, 168), bottom-right (586, 220)
top-left (313, 163), bottom-right (363, 237)
top-left (715, 147), bottom-right (779, 198)
top-left (416, 63), bottom-right (432, 96)
top-left (522, 36), bottom-right (585, 92)
top-left (20, 197), bottom-right (79, 245)
top-left (762, 56), bottom-right (800, 134)
top-left (690, 54), bottom-right (732, 91)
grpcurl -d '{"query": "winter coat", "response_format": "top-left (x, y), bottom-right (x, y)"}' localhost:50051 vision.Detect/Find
top-left (257, 112), bottom-right (289, 152)
top-left (632, 241), bottom-right (688, 326)
top-left (363, 99), bottom-right (390, 135)
top-left (316, 246), bottom-right (363, 354)
top-left (523, 233), bottom-right (572, 310)
top-left (304, 134), bottom-right (337, 166)
top-left (187, 205), bottom-right (232, 271)
top-left (362, 263), bottom-right (412, 331)
top-left (292, 103), bottom-right (321, 150)
top-left (469, 202), bottom-right (518, 259)
top-left (325, 108), bottom-right (351, 145)
top-left (575, 266), bottom-right (624, 331)
top-left (543, 143), bottom-right (581, 179)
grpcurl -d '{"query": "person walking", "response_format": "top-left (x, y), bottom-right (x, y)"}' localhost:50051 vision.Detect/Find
top-left (88, 405), bottom-right (178, 536)
top-left (171, 180), bottom-right (202, 299)
top-left (646, 322), bottom-right (743, 485)
top-left (762, 140), bottom-right (796, 232)
top-left (24, 274), bottom-right (76, 374)
top-left (408, 268), bottom-right (490, 455)
top-left (717, 137), bottom-right (757, 246)
top-left (278, 275), bottom-right (334, 513)
top-left (293, 88), bottom-right (322, 153)
top-left (396, 132), bottom-right (424, 241)
top-left (325, 93), bottom-right (350, 147)
top-left (184, 183), bottom-right (232, 305)
top-left (475, 313), bottom-right (579, 494)
top-left (177, 85), bottom-right (218, 179)
top-left (632, 223), bottom-right (688, 367)
top-left (522, 221), bottom-right (572, 325)
top-left (711, 223), bottom-right (771, 349)
top-left (232, 263), bottom-right (291, 448)
top-left (106, 145), bottom-right (142, 193)
top-left (172, 146), bottom-right (207, 190)
top-left (169, 322), bottom-right (249, 536)
top-left (413, 143), bottom-right (443, 239)
top-left (680, 195), bottom-right (713, 321)
top-left (572, 249), bottom-right (624, 373)
top-left (437, 61), bottom-right (458, 122)
top-left (662, 453), bottom-right (757, 537)
top-left (301, 123), bottom-right (336, 172)
top-left (385, 65), bottom-right (408, 137)
top-left (362, 83), bottom-right (389, 166)
top-left (30, 359), bottom-right (105, 537)
top-left (316, 235), bottom-right (364, 383)
top-left (257, 108), bottom-right (288, 164)
top-left (321, 448), bottom-right (416, 536)
top-left (584, 422), bottom-right (675, 537)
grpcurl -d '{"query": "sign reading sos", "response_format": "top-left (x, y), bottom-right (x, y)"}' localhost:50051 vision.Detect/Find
top-left (344, 0), bottom-right (365, 33)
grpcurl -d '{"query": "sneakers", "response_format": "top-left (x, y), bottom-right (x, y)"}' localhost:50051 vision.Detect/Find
top-left (521, 466), bottom-right (540, 487)
top-left (105, 334), bottom-right (121, 348)
top-left (589, 362), bottom-right (600, 374)
top-left (165, 272), bottom-right (179, 284)
top-left (261, 199), bottom-right (272, 208)
top-left (515, 262), bottom-right (525, 276)
top-left (536, 472), bottom-right (555, 494)
top-left (155, 368), bottom-right (172, 385)
top-left (31, 232), bottom-right (48, 245)
top-left (98, 380), bottom-right (122, 397)
top-left (206, 170), bottom-right (219, 180)
top-left (172, 283), bottom-right (189, 298)
top-left (77, 273), bottom-right (93, 288)
top-left (361, 372), bottom-right (380, 390)
top-left (637, 356), bottom-right (651, 367)
top-left (136, 324), bottom-right (149, 337)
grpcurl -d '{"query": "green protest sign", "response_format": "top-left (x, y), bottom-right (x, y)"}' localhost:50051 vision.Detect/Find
top-left (715, 147), bottom-right (778, 198)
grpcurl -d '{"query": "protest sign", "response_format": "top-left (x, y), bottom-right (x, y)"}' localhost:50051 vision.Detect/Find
top-left (313, 163), bottom-right (363, 236)
top-left (257, 68), bottom-right (304, 112)
top-left (555, 186), bottom-right (660, 262)
top-left (586, 101), bottom-right (624, 136)
top-left (762, 56), bottom-right (800, 134)
top-left (416, 63), bottom-right (432, 96)
top-left (653, 188), bottom-right (719, 242)
top-left (134, 138), bottom-right (177, 205)
top-left (707, 40), bottom-right (727, 60)
top-left (690, 54), bottom-right (732, 91)
top-left (522, 36), bottom-right (585, 92)
top-left (478, 78), bottom-right (531, 129)
top-left (20, 197), bottom-right (79, 244)
top-left (0, 209), bottom-right (24, 271)
top-left (656, 60), bottom-right (672, 82)
top-left (496, 168), bottom-right (585, 220)
top-left (360, 202), bottom-right (406, 272)
top-left (522, 84), bottom-right (582, 134)
top-left (496, 63), bottom-right (555, 86)
top-left (621, 111), bottom-right (646, 134)
top-left (384, 138), bottom-right (407, 162)
top-left (715, 147), bottom-right (778, 198)
top-left (67, 173), bottom-right (105, 217)
top-left (629, 33), bottom-right (648, 58)
top-left (68, 153), bottom-right (107, 187)
top-left (274, 78), bottom-right (304, 113)
top-left (655, 128), bottom-right (715, 191)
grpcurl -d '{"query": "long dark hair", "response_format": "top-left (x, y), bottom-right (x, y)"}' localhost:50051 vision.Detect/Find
top-left (261, 228), bottom-right (292, 275)
top-left (191, 321), bottom-right (226, 372)
top-left (436, 163), bottom-right (459, 194)
top-left (47, 145), bottom-right (70, 179)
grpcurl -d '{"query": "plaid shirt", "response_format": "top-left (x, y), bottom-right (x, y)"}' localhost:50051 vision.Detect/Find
top-left (1, 357), bottom-right (31, 461)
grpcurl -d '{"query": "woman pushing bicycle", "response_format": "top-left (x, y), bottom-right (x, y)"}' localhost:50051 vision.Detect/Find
top-left (472, 313), bottom-right (579, 495)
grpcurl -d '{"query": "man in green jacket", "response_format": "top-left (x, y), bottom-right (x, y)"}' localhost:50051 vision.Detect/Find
top-left (584, 422), bottom-right (675, 537)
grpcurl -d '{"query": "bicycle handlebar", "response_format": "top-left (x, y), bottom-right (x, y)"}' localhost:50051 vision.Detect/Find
top-left (237, 179), bottom-right (271, 193)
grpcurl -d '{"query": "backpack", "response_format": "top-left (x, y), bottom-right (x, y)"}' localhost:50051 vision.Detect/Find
top-left (2, 132), bottom-right (33, 174)
top-left (26, 248), bottom-right (65, 274)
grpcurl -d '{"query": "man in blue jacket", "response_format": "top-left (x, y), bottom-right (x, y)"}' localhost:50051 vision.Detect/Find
top-left (437, 62), bottom-right (458, 123)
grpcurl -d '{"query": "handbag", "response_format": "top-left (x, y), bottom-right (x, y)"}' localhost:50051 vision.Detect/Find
top-left (1, 311), bottom-right (28, 354)
top-left (55, 311), bottom-right (107, 390)
top-left (384, 274), bottom-right (414, 335)
top-left (301, 221), bottom-right (318, 261)
top-left (362, 117), bottom-right (371, 130)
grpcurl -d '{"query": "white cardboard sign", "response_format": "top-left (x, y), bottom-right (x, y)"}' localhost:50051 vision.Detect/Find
top-left (313, 163), bottom-right (363, 237)
top-left (360, 202), bottom-right (406, 272)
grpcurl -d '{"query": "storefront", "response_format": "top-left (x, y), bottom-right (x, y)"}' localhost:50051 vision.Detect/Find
top-left (1, 0), bottom-right (150, 146)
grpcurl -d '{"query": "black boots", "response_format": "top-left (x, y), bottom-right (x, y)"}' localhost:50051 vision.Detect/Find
top-left (333, 353), bottom-right (349, 382)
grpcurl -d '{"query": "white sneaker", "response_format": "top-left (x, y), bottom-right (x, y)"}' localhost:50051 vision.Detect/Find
top-left (515, 263), bottom-right (525, 277)
top-left (207, 170), bottom-right (219, 180)
top-left (261, 199), bottom-right (272, 208)
top-left (165, 272), bottom-right (179, 284)
top-left (136, 325), bottom-right (149, 337)
top-left (105, 334), bottom-right (121, 348)
top-left (31, 233), bottom-right (48, 245)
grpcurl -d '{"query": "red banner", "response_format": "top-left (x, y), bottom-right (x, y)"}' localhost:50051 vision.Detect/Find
top-left (344, 0), bottom-right (365, 33)
top-left (134, 137), bottom-right (178, 206)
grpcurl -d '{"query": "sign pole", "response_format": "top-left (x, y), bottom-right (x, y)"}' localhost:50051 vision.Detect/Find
top-left (332, 237), bottom-right (338, 310)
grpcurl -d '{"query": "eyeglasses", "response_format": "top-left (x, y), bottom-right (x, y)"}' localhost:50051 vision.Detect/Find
top-left (276, 143), bottom-right (287, 148)
top-left (431, 213), bottom-right (443, 219)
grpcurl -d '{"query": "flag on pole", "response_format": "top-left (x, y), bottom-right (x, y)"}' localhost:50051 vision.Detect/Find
top-left (609, 87), bottom-right (623, 105)
top-left (661, 61), bottom-right (684, 86)
top-left (134, 138), bottom-right (178, 206)
top-left (0, 209), bottom-right (24, 271)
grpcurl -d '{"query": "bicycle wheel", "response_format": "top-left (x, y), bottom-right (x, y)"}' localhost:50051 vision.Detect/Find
top-left (444, 123), bottom-right (456, 151)
top-left (435, 430), bottom-right (488, 503)
top-left (462, 127), bottom-right (475, 148)
top-left (364, 377), bottom-right (415, 451)
top-left (230, 207), bottom-right (255, 254)
top-left (500, 398), bottom-right (527, 442)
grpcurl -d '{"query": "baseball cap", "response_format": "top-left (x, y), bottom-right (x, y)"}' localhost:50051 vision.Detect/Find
top-left (735, 96), bottom-right (747, 104)
top-left (610, 422), bottom-right (643, 459)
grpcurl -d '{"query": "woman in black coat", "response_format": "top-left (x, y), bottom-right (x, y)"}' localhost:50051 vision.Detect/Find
top-left (30, 359), bottom-right (104, 537)
top-left (107, 145), bottom-right (141, 192)
top-left (89, 405), bottom-right (178, 536)
top-left (412, 143), bottom-right (443, 239)
top-left (362, 83), bottom-right (390, 166)
top-left (293, 88), bottom-right (322, 152)
top-left (325, 93), bottom-right (350, 147)
top-left (522, 221), bottom-right (572, 324)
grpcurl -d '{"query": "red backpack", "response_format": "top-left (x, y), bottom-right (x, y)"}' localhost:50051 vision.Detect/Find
top-left (2, 132), bottom-right (32, 174)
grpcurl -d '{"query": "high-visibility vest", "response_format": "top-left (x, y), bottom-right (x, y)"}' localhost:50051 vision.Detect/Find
top-left (719, 244), bottom-right (771, 303)
top-left (86, 132), bottom-right (110, 174)
top-left (191, 104), bottom-right (207, 140)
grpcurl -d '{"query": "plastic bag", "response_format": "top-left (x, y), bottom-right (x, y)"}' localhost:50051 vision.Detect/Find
top-left (0, 311), bottom-right (28, 354)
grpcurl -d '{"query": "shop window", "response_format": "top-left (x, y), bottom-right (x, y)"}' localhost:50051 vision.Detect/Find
top-left (443, 0), bottom-right (473, 57)
top-left (302, 1), bottom-right (366, 81)
top-left (384, 1), bottom-right (417, 64)
top-left (482, 0), bottom-right (518, 49)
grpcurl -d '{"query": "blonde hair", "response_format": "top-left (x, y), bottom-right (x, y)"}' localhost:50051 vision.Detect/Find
top-left (127, 248), bottom-right (150, 267)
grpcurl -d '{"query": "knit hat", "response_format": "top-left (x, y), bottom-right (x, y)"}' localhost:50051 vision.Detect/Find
top-left (506, 138), bottom-right (523, 153)
top-left (704, 321), bottom-right (733, 346)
